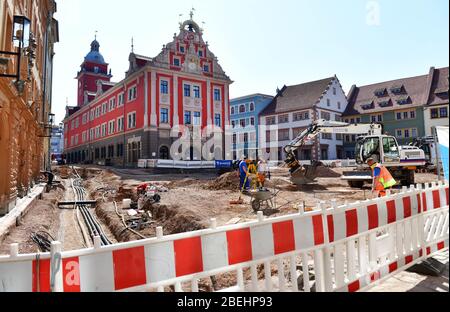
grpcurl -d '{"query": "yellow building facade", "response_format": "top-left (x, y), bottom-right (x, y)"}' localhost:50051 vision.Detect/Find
top-left (0, 0), bottom-right (59, 215)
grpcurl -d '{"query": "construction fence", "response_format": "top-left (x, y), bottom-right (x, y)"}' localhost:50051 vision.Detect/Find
top-left (0, 181), bottom-right (448, 292)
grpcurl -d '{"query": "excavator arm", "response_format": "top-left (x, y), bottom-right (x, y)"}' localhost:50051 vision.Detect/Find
top-left (284, 119), bottom-right (383, 184)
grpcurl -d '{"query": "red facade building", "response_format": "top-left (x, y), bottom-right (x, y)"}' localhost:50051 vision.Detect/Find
top-left (64, 15), bottom-right (232, 166)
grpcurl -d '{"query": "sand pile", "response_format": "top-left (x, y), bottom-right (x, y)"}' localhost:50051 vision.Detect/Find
top-left (205, 172), bottom-right (240, 191)
top-left (315, 166), bottom-right (342, 178)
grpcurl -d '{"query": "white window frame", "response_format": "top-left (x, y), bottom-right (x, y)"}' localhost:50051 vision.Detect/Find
top-left (102, 102), bottom-right (107, 115)
top-left (193, 85), bottom-right (201, 99)
top-left (193, 111), bottom-right (201, 126)
top-left (101, 123), bottom-right (107, 137)
top-left (118, 92), bottom-right (125, 107)
top-left (117, 117), bottom-right (124, 132)
top-left (128, 85), bottom-right (137, 102)
top-left (82, 131), bottom-right (87, 143)
top-left (173, 56), bottom-right (181, 67)
top-left (160, 79), bottom-right (169, 95)
top-left (108, 120), bottom-right (115, 135)
top-left (249, 102), bottom-right (255, 112)
top-left (127, 112), bottom-right (137, 129)
top-left (214, 88), bottom-right (221, 101)
top-left (109, 98), bottom-right (116, 111)
top-left (203, 62), bottom-right (210, 73)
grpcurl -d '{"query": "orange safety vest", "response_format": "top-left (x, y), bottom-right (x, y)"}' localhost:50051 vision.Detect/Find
top-left (371, 163), bottom-right (397, 191)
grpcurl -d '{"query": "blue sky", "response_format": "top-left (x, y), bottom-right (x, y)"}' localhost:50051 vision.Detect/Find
top-left (52, 0), bottom-right (449, 123)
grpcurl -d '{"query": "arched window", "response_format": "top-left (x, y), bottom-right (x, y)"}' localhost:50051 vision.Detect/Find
top-left (249, 102), bottom-right (255, 112)
top-left (239, 105), bottom-right (246, 113)
top-left (231, 107), bottom-right (235, 115)
top-left (159, 146), bottom-right (170, 160)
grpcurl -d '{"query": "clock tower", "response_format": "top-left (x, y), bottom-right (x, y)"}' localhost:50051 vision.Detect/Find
top-left (76, 38), bottom-right (112, 107)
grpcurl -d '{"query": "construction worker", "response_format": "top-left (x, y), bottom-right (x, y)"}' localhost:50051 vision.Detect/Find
top-left (367, 158), bottom-right (397, 197)
top-left (248, 158), bottom-right (257, 175)
top-left (257, 158), bottom-right (268, 189)
top-left (239, 156), bottom-right (250, 191)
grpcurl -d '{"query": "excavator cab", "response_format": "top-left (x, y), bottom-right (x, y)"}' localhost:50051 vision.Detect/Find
top-left (356, 135), bottom-right (401, 165)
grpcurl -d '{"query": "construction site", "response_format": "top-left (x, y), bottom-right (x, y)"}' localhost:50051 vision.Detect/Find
top-left (0, 161), bottom-right (443, 291)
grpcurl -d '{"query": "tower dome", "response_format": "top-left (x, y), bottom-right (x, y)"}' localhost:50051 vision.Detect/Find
top-left (84, 39), bottom-right (106, 64)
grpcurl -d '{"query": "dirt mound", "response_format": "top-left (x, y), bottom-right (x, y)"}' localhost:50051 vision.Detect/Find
top-left (315, 166), bottom-right (342, 178)
top-left (115, 185), bottom-right (138, 202)
top-left (205, 172), bottom-right (240, 191)
top-left (143, 202), bottom-right (205, 234)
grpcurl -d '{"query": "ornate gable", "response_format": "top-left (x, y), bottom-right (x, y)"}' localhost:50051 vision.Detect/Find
top-left (150, 13), bottom-right (231, 81)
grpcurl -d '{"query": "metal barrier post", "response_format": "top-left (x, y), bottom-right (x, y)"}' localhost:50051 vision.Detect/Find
top-left (50, 241), bottom-right (63, 292)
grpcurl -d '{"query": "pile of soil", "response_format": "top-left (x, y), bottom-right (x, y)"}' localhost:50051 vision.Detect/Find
top-left (315, 166), bottom-right (342, 178)
top-left (205, 172), bottom-right (240, 191)
top-left (115, 185), bottom-right (138, 202)
top-left (143, 202), bottom-right (205, 234)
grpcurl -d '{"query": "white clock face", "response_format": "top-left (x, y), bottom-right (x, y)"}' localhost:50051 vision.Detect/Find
top-left (188, 62), bottom-right (196, 70)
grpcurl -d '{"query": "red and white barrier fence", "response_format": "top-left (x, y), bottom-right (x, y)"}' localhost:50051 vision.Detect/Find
top-left (0, 181), bottom-right (448, 292)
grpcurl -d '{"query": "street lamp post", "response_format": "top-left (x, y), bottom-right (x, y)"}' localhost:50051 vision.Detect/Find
top-left (0, 15), bottom-right (31, 94)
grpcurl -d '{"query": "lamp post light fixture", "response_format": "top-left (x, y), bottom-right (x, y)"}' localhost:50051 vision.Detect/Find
top-left (0, 15), bottom-right (31, 94)
top-left (38, 113), bottom-right (56, 138)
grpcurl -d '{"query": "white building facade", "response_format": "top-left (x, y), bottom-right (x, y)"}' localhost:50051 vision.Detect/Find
top-left (259, 76), bottom-right (348, 161)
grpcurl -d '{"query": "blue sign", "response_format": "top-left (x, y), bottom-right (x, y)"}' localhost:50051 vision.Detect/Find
top-left (215, 160), bottom-right (232, 169)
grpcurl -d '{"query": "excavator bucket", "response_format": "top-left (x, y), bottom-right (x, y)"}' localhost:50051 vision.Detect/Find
top-left (290, 161), bottom-right (323, 185)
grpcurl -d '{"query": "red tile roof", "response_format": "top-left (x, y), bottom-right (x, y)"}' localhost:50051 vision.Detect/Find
top-left (260, 77), bottom-right (336, 116)
top-left (344, 67), bottom-right (449, 116)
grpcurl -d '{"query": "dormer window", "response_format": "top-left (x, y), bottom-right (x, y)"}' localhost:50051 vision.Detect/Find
top-left (397, 96), bottom-right (411, 105)
top-left (435, 87), bottom-right (448, 96)
top-left (198, 49), bottom-right (204, 57)
top-left (391, 85), bottom-right (404, 94)
top-left (203, 64), bottom-right (210, 72)
top-left (378, 99), bottom-right (392, 107)
top-left (361, 102), bottom-right (375, 110)
top-left (374, 88), bottom-right (387, 97)
top-left (179, 45), bottom-right (185, 53)
top-left (173, 57), bottom-right (181, 67)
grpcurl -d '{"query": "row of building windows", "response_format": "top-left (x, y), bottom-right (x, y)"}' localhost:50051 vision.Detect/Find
top-left (231, 117), bottom-right (255, 129)
top-left (181, 111), bottom-right (222, 127)
top-left (395, 128), bottom-right (418, 139)
top-left (395, 110), bottom-right (416, 120)
top-left (178, 44), bottom-right (205, 57)
top-left (232, 132), bottom-right (257, 144)
top-left (230, 102), bottom-right (255, 115)
top-left (70, 89), bottom-right (133, 130)
top-left (160, 81), bottom-right (222, 101)
top-left (69, 113), bottom-right (137, 147)
top-left (172, 57), bottom-right (211, 73)
top-left (431, 107), bottom-right (448, 119)
top-left (265, 111), bottom-right (312, 126)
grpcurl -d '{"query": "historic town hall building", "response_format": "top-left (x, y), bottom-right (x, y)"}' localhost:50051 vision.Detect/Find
top-left (63, 14), bottom-right (232, 166)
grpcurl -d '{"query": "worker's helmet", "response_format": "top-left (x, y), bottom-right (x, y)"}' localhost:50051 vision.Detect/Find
top-left (366, 157), bottom-right (375, 165)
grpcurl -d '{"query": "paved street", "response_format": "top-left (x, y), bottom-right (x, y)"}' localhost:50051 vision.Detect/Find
top-left (369, 250), bottom-right (449, 292)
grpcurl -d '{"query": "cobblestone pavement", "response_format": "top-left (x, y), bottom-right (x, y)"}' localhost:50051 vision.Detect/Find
top-left (369, 250), bottom-right (449, 292)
